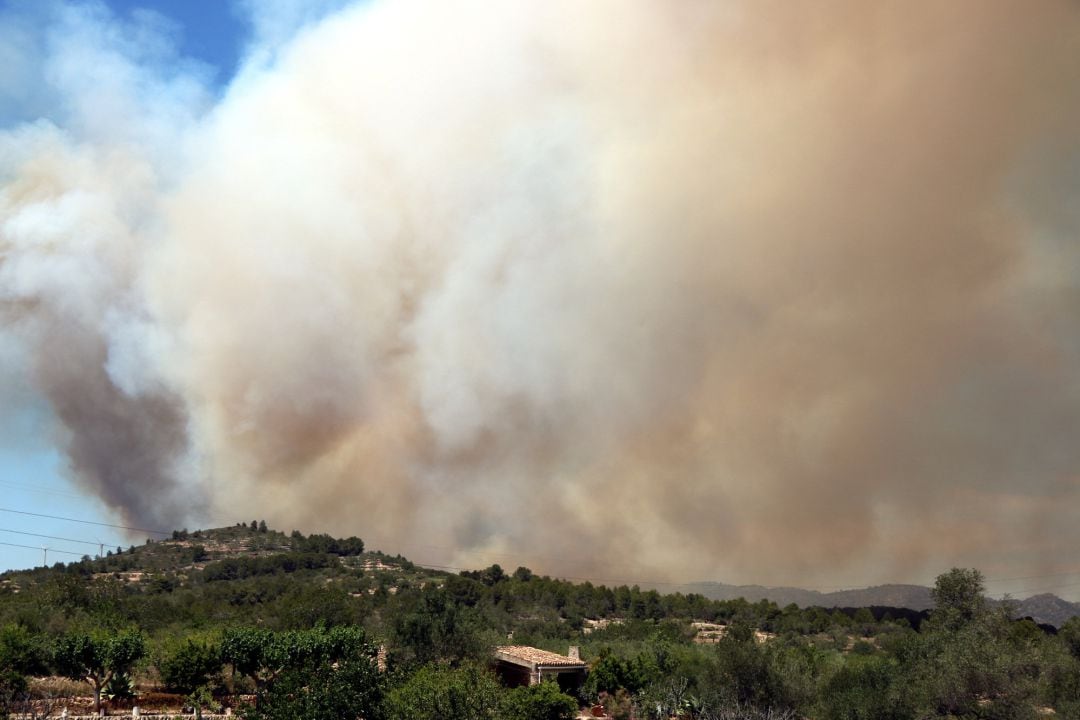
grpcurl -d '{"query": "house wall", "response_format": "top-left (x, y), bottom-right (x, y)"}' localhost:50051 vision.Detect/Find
top-left (494, 660), bottom-right (534, 688)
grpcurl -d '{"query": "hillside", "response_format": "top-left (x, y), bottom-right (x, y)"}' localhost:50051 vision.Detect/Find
top-left (2, 524), bottom-right (1077, 628)
top-left (3, 525), bottom-right (1080, 720)
top-left (3, 524), bottom-right (1077, 627)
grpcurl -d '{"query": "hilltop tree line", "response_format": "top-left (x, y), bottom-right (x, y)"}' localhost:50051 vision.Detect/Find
top-left (1, 525), bottom-right (1079, 719)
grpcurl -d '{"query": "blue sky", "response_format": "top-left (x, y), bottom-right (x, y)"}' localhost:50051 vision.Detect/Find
top-left (96, 0), bottom-right (359, 79)
top-left (103, 0), bottom-right (246, 81)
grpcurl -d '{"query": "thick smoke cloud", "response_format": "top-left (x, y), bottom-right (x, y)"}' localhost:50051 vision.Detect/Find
top-left (1, 1), bottom-right (212, 526)
top-left (2, 0), bottom-right (1080, 593)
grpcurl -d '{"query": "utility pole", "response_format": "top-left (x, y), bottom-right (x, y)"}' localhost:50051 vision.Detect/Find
top-left (42, 546), bottom-right (47, 566)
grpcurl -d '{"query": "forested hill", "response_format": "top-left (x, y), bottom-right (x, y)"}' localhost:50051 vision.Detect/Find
top-left (0, 523), bottom-right (1075, 630)
top-left (3, 524), bottom-right (1080, 720)
top-left (4, 522), bottom-right (913, 636)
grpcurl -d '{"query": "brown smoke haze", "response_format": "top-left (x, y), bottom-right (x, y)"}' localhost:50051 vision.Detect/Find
top-left (3, 0), bottom-right (1080, 595)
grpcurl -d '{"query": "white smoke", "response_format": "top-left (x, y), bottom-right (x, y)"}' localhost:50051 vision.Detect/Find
top-left (3, 0), bottom-right (1080, 593)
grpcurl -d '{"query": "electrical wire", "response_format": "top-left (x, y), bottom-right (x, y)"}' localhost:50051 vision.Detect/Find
top-left (0, 527), bottom-right (111, 548)
top-left (0, 540), bottom-right (83, 557)
top-left (0, 481), bottom-right (85, 501)
top-left (0, 506), bottom-right (170, 535)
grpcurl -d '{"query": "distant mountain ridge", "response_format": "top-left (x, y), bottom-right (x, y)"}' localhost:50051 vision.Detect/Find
top-left (672, 581), bottom-right (1080, 628)
top-left (1012, 593), bottom-right (1080, 629)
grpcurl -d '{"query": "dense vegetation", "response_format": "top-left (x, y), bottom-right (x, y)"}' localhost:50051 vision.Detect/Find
top-left (1, 524), bottom-right (1079, 719)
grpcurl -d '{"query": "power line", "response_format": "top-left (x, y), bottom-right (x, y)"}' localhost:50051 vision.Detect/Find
top-left (0, 507), bottom-right (169, 536)
top-left (984, 570), bottom-right (1080, 584)
top-left (0, 540), bottom-right (83, 557)
top-left (0, 481), bottom-right (85, 501)
top-left (0, 527), bottom-right (111, 548)
top-left (993, 579), bottom-right (1080, 597)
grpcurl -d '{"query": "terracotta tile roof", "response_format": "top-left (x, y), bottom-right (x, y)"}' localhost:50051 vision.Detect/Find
top-left (495, 646), bottom-right (586, 667)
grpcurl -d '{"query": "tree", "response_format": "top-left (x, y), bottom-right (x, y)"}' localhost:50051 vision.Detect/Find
top-left (389, 587), bottom-right (487, 665)
top-left (461, 564), bottom-right (505, 586)
top-left (257, 520), bottom-right (267, 533)
top-left (220, 628), bottom-right (275, 691)
top-left (52, 630), bottom-right (146, 714)
top-left (222, 626), bottom-right (375, 699)
top-left (898, 575), bottom-right (1044, 720)
top-left (931, 568), bottom-right (986, 630)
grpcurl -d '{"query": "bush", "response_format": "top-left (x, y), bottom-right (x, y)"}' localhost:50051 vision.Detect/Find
top-left (816, 656), bottom-right (913, 720)
top-left (242, 657), bottom-right (383, 720)
top-left (383, 663), bottom-right (503, 720)
top-left (501, 682), bottom-right (578, 720)
top-left (850, 639), bottom-right (876, 655)
top-left (0, 669), bottom-right (27, 720)
top-left (159, 640), bottom-right (221, 694)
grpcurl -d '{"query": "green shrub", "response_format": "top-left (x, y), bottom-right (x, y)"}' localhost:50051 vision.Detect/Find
top-left (500, 682), bottom-right (578, 720)
top-left (816, 656), bottom-right (913, 720)
top-left (383, 663), bottom-right (503, 720)
top-left (159, 640), bottom-right (221, 694)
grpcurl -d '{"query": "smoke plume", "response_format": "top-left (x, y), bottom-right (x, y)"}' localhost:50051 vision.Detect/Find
top-left (3, 0), bottom-right (1080, 592)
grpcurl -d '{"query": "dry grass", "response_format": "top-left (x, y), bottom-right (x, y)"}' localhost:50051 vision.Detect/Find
top-left (26, 676), bottom-right (90, 699)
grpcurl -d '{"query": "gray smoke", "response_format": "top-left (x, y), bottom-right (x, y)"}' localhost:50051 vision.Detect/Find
top-left (2, 0), bottom-right (1080, 594)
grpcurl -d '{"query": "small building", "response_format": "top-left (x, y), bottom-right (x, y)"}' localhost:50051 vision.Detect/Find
top-left (494, 645), bottom-right (588, 692)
